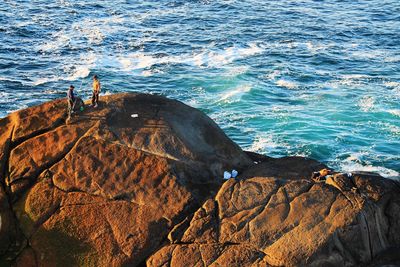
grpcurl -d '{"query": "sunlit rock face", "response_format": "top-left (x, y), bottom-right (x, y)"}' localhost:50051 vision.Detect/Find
top-left (0, 93), bottom-right (252, 266)
top-left (149, 165), bottom-right (400, 267)
top-left (1, 93), bottom-right (399, 267)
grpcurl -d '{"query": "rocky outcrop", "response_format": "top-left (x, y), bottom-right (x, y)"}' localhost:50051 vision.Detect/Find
top-left (148, 170), bottom-right (400, 266)
top-left (1, 93), bottom-right (399, 266)
top-left (0, 93), bottom-right (252, 266)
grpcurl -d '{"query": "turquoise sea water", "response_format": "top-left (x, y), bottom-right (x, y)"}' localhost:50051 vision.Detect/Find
top-left (0, 1), bottom-right (399, 178)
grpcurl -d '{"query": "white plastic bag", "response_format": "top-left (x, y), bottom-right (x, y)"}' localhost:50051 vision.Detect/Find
top-left (223, 171), bottom-right (231, 180)
top-left (231, 169), bottom-right (238, 178)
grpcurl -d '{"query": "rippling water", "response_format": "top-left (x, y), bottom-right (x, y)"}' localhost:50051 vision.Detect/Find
top-left (0, 0), bottom-right (399, 178)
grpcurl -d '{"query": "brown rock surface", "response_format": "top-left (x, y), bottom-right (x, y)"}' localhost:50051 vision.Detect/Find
top-left (1, 93), bottom-right (399, 266)
top-left (0, 93), bottom-right (252, 266)
top-left (149, 170), bottom-right (400, 266)
top-left (8, 124), bottom-right (91, 196)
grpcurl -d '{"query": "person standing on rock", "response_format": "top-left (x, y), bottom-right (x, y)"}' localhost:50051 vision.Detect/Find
top-left (91, 75), bottom-right (101, 108)
top-left (67, 85), bottom-right (75, 119)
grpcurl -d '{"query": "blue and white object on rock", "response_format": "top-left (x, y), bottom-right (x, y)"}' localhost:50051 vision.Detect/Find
top-left (231, 169), bottom-right (238, 178)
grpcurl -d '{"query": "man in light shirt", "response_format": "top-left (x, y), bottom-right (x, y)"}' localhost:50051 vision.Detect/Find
top-left (91, 75), bottom-right (101, 108)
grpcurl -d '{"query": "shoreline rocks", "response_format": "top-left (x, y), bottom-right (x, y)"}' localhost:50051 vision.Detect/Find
top-left (0, 93), bottom-right (399, 266)
top-left (149, 172), bottom-right (400, 266)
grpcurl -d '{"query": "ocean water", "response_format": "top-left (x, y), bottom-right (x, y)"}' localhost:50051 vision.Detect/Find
top-left (0, 0), bottom-right (399, 178)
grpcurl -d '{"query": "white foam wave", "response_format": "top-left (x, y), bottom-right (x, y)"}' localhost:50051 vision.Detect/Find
top-left (276, 79), bottom-right (298, 89)
top-left (118, 53), bottom-right (168, 70)
top-left (341, 74), bottom-right (371, 80)
top-left (247, 135), bottom-right (280, 153)
top-left (0, 93), bottom-right (11, 104)
top-left (384, 81), bottom-right (400, 88)
top-left (265, 70), bottom-right (281, 80)
top-left (328, 74), bottom-right (373, 88)
top-left (34, 43), bottom-right (262, 85)
top-left (38, 30), bottom-right (70, 52)
top-left (351, 50), bottom-right (386, 60)
top-left (116, 43), bottom-right (263, 71)
top-left (339, 156), bottom-right (399, 180)
top-left (224, 66), bottom-right (249, 77)
top-left (37, 15), bottom-right (126, 52)
top-left (269, 105), bottom-right (291, 120)
top-left (141, 70), bottom-right (153, 77)
top-left (44, 89), bottom-right (62, 94)
top-left (219, 85), bottom-right (251, 103)
top-left (66, 66), bottom-right (91, 81)
top-left (59, 0), bottom-right (73, 7)
top-left (79, 27), bottom-right (105, 45)
top-left (314, 70), bottom-right (331, 76)
top-left (305, 41), bottom-right (335, 54)
top-left (388, 109), bottom-right (400, 117)
top-left (293, 151), bottom-right (311, 158)
top-left (188, 43), bottom-right (263, 67)
top-left (183, 99), bottom-right (199, 108)
top-left (73, 16), bottom-right (126, 45)
top-left (351, 50), bottom-right (400, 64)
top-left (32, 65), bottom-right (91, 86)
top-left (31, 52), bottom-right (95, 86)
top-left (357, 96), bottom-right (375, 112)
top-left (380, 122), bottom-right (400, 136)
top-left (384, 55), bottom-right (400, 63)
top-left (271, 106), bottom-right (284, 113)
top-left (32, 78), bottom-right (54, 86)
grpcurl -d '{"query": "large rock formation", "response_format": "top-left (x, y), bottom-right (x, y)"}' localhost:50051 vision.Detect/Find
top-left (0, 93), bottom-right (252, 266)
top-left (0, 93), bottom-right (399, 266)
top-left (148, 165), bottom-right (400, 266)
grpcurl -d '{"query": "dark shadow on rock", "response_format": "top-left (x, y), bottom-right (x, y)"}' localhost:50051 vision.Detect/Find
top-left (240, 155), bottom-right (328, 180)
top-left (123, 219), bottom-right (170, 267)
top-left (28, 226), bottom-right (97, 267)
top-left (245, 151), bottom-right (273, 164)
top-left (369, 246), bottom-right (400, 267)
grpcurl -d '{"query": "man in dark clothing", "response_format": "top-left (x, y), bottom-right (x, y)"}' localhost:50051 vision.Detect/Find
top-left (67, 85), bottom-right (75, 119)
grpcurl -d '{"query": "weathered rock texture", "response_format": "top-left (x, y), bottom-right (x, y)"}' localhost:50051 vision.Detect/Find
top-left (0, 93), bottom-right (252, 266)
top-left (1, 93), bottom-right (399, 267)
top-left (148, 166), bottom-right (400, 266)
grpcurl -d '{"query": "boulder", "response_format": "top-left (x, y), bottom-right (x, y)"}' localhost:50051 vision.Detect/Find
top-left (2, 93), bottom-right (399, 266)
top-left (0, 93), bottom-right (252, 266)
top-left (149, 171), bottom-right (400, 266)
